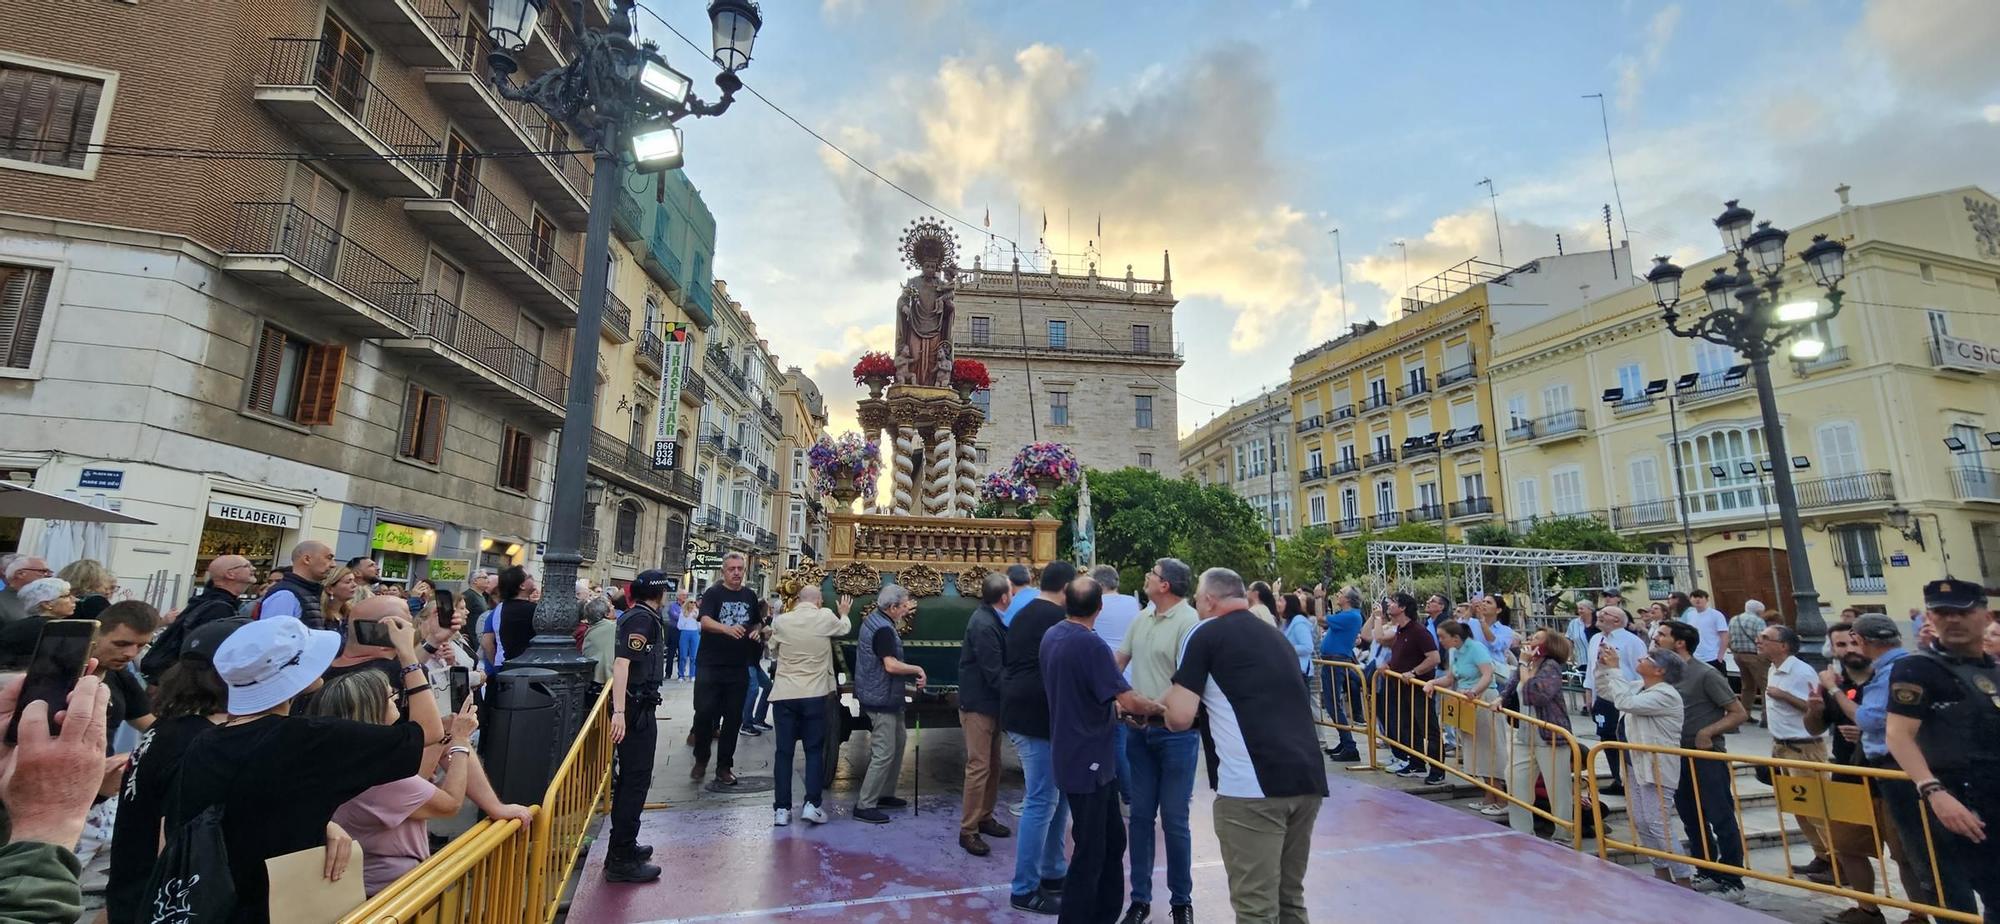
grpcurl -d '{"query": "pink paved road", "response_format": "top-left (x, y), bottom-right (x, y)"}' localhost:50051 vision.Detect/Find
top-left (567, 773), bottom-right (1778, 923)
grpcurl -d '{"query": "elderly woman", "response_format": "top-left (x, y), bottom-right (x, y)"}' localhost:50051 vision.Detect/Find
top-left (580, 594), bottom-right (618, 692)
top-left (57, 559), bottom-right (116, 603)
top-left (1595, 644), bottom-right (1695, 887)
top-left (19, 577), bottom-right (76, 620)
top-left (1427, 621), bottom-right (1506, 814)
top-left (1503, 630), bottom-right (1575, 837)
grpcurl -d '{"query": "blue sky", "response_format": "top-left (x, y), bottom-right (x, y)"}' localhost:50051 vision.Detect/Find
top-left (636, 0), bottom-right (2000, 437)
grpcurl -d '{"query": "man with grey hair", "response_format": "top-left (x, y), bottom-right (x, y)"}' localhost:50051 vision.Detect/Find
top-left (769, 585), bottom-right (854, 827)
top-left (691, 550), bottom-right (766, 784)
top-left (1115, 558), bottom-right (1201, 923)
top-left (1595, 642), bottom-right (1694, 886)
top-left (1727, 599), bottom-right (1771, 724)
top-left (1583, 605), bottom-right (1648, 795)
top-left (1317, 585), bottom-right (1365, 763)
top-left (0, 555), bottom-right (52, 626)
top-left (854, 584), bottom-right (925, 824)
top-left (1162, 567), bottom-right (1325, 923)
top-left (957, 572), bottom-right (1015, 854)
top-left (580, 594), bottom-right (618, 690)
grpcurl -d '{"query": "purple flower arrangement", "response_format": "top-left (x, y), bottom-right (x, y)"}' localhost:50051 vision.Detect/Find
top-left (978, 471), bottom-right (1037, 506)
top-left (808, 432), bottom-right (881, 502)
top-left (1009, 441), bottom-right (1081, 485)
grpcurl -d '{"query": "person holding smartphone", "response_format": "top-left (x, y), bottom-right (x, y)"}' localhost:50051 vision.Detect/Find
top-left (0, 671), bottom-right (114, 924)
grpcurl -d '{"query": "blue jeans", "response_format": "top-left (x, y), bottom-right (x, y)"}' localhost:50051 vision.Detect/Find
top-left (1125, 726), bottom-right (1198, 906)
top-left (771, 698), bottom-right (826, 810)
top-left (743, 664), bottom-right (771, 726)
top-left (1007, 732), bottom-right (1070, 898)
top-left (677, 630), bottom-right (699, 680)
top-left (1112, 724), bottom-right (1132, 803)
top-left (1318, 661), bottom-right (1361, 750)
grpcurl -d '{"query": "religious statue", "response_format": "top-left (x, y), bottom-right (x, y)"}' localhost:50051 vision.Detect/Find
top-left (1073, 473), bottom-right (1095, 569)
top-left (894, 217), bottom-right (958, 387)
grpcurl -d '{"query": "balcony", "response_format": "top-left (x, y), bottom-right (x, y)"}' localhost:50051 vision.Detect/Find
top-left (338, 0), bottom-right (462, 66)
top-left (220, 202), bottom-right (421, 339)
top-left (1405, 504), bottom-right (1445, 523)
top-left (1930, 338), bottom-right (1995, 375)
top-left (1295, 416), bottom-right (1323, 434)
top-left (698, 505), bottom-right (722, 530)
top-left (1609, 395), bottom-right (1655, 417)
top-left (587, 428), bottom-right (702, 506)
top-left (1437, 360), bottom-right (1478, 389)
top-left (381, 294), bottom-right (566, 425)
top-left (1329, 458), bottom-right (1361, 477)
top-left (1792, 345), bottom-right (1852, 376)
top-left (1370, 511), bottom-right (1402, 529)
top-left (1396, 377), bottom-right (1431, 402)
top-left (679, 371), bottom-right (708, 408)
top-left (1845, 575), bottom-right (1887, 595)
top-left (403, 174), bottom-right (581, 319)
top-left (253, 39), bottom-right (442, 198)
top-left (1949, 467), bottom-right (2000, 503)
top-left (699, 425), bottom-right (725, 450)
top-left (1448, 496), bottom-right (1495, 520)
top-left (515, 1), bottom-right (575, 75)
top-left (1677, 369), bottom-right (1751, 408)
top-left (1363, 449), bottom-right (1397, 469)
top-left (1794, 471), bottom-right (1895, 509)
top-left (613, 188), bottom-right (646, 244)
top-left (1610, 499), bottom-right (1678, 531)
top-left (600, 291), bottom-right (632, 342)
top-left (955, 330), bottom-right (1184, 363)
top-left (1443, 425), bottom-right (1486, 450)
top-left (1334, 517), bottom-right (1363, 536)
top-left (636, 329), bottom-right (665, 374)
top-left (1506, 409), bottom-right (1589, 445)
top-left (1360, 392), bottom-right (1394, 415)
top-left (424, 30), bottom-right (592, 225)
top-left (1331, 404), bottom-right (1357, 424)
top-left (1299, 465), bottom-right (1327, 484)
top-left (1507, 511), bottom-right (1607, 532)
top-left (724, 513), bottom-right (741, 536)
top-left (639, 229), bottom-right (685, 294)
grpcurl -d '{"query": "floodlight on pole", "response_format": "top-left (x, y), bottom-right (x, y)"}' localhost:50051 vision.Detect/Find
top-left (640, 60), bottom-right (693, 106)
top-left (630, 123), bottom-right (684, 171)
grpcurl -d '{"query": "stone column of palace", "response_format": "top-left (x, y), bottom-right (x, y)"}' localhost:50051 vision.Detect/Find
top-left (891, 426), bottom-right (917, 515)
top-left (924, 430), bottom-right (956, 517)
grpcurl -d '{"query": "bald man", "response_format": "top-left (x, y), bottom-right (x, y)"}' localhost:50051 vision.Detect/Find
top-left (139, 554), bottom-right (259, 683)
top-left (259, 540), bottom-right (335, 627)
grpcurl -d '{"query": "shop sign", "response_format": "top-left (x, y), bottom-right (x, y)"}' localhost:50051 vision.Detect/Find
top-left (79, 469), bottom-right (124, 490)
top-left (207, 497), bottom-right (302, 530)
top-left (372, 521), bottom-right (437, 556)
top-left (1933, 333), bottom-right (2000, 373)
top-left (428, 558), bottom-right (472, 582)
top-left (653, 329), bottom-right (689, 470)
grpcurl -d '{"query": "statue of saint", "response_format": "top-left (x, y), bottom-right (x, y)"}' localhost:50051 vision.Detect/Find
top-left (1074, 473), bottom-right (1095, 569)
top-left (894, 218), bottom-right (958, 387)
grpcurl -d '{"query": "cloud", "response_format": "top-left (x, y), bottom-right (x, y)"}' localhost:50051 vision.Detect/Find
top-left (1615, 4), bottom-right (1682, 111)
top-left (1856, 0), bottom-right (2000, 100)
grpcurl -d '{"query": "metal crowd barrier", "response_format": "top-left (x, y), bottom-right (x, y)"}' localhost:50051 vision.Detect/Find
top-left (1583, 742), bottom-right (1976, 924)
top-left (345, 685), bottom-right (618, 924)
top-left (1308, 658), bottom-right (1377, 769)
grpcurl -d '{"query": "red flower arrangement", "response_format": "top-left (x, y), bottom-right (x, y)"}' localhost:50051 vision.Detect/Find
top-left (852, 351), bottom-right (895, 385)
top-left (950, 358), bottom-right (991, 392)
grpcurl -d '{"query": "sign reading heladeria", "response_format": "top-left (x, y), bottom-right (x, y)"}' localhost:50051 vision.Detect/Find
top-left (207, 497), bottom-right (302, 530)
top-left (1934, 333), bottom-right (2000, 373)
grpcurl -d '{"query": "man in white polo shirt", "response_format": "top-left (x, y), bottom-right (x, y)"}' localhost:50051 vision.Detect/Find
top-left (1757, 623), bottom-right (1831, 875)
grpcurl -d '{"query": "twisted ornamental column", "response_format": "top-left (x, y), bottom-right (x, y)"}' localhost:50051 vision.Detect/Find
top-left (955, 440), bottom-right (979, 518)
top-left (924, 431), bottom-right (956, 517)
top-left (891, 426), bottom-right (917, 515)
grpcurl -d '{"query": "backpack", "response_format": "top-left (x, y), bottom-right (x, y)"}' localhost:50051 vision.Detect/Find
top-left (145, 725), bottom-right (274, 923)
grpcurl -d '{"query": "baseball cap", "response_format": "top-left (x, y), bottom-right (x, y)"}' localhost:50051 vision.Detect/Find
top-left (212, 615), bottom-right (341, 714)
top-left (181, 617), bottom-right (250, 664)
top-left (1923, 578), bottom-right (1987, 611)
top-left (632, 570), bottom-right (673, 594)
top-left (1851, 612), bottom-right (1902, 643)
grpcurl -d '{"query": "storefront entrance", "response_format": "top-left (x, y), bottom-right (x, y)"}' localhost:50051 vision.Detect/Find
top-left (200, 495), bottom-right (303, 586)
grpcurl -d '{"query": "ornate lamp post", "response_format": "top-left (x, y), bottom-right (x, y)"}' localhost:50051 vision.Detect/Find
top-left (490, 0), bottom-right (762, 741)
top-left (1643, 201), bottom-right (1847, 663)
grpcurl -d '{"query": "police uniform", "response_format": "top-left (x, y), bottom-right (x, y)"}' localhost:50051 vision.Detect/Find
top-left (606, 571), bottom-right (668, 881)
top-left (1885, 578), bottom-right (2000, 919)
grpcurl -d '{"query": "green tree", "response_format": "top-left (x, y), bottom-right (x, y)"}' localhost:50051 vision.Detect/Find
top-left (1520, 515), bottom-right (1647, 588)
top-left (1042, 468), bottom-right (1271, 582)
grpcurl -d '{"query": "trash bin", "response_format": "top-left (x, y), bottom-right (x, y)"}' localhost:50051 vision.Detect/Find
top-left (480, 666), bottom-right (560, 806)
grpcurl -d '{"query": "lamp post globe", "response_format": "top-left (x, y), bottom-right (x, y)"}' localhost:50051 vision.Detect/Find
top-left (1645, 255), bottom-right (1684, 306)
top-left (1801, 233), bottom-right (1848, 289)
top-left (707, 0), bottom-right (763, 72)
top-left (1714, 199), bottom-right (1756, 252)
top-left (1742, 221), bottom-right (1790, 275)
top-left (486, 0), bottom-right (546, 72)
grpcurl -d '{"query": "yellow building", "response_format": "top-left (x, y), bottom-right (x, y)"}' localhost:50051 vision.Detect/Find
top-left (1488, 185), bottom-right (2000, 617)
top-left (1290, 249), bottom-right (1630, 541)
top-left (1177, 385), bottom-right (1295, 536)
top-left (775, 366), bottom-right (831, 568)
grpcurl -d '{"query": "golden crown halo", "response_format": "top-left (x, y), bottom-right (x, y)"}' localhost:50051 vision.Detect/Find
top-left (899, 216), bottom-right (958, 270)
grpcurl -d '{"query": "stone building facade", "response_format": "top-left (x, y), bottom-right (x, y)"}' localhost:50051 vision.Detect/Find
top-left (950, 255), bottom-right (1181, 475)
top-left (775, 367), bottom-right (831, 569)
top-left (690, 280), bottom-right (785, 594)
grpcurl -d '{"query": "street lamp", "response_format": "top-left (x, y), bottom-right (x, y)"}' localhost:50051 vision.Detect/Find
top-left (1602, 379), bottom-right (1699, 586)
top-left (487, 0), bottom-right (763, 747)
top-left (1886, 503), bottom-right (1952, 575)
top-left (1646, 200), bottom-right (1847, 662)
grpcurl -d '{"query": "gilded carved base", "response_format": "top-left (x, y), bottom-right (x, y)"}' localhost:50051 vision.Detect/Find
top-left (825, 510), bottom-right (1058, 571)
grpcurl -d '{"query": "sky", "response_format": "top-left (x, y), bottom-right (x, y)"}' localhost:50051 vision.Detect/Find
top-left (635, 0), bottom-right (2000, 441)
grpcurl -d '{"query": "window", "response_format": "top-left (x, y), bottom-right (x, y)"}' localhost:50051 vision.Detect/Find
top-left (971, 389), bottom-right (991, 419)
top-left (1407, 410), bottom-right (1431, 438)
top-left (614, 500), bottom-right (641, 554)
top-left (1372, 432), bottom-right (1391, 455)
top-left (1340, 487), bottom-right (1359, 522)
top-left (1815, 422), bottom-right (1862, 477)
top-left (421, 254), bottom-right (465, 313)
top-left (1444, 340), bottom-right (1470, 370)
top-left (1919, 262), bottom-right (1935, 284)
top-left (1138, 452), bottom-right (1153, 468)
top-left (1250, 440), bottom-right (1267, 477)
top-left (1375, 480), bottom-right (1395, 513)
top-left (499, 426), bottom-right (534, 491)
top-left (970, 315), bottom-right (991, 345)
top-left (0, 263), bottom-right (53, 371)
top-left (1833, 525), bottom-right (1886, 593)
top-left (1617, 362), bottom-right (1644, 399)
top-left (1308, 492), bottom-right (1327, 525)
top-left (1506, 395), bottom-right (1528, 426)
top-left (1541, 383), bottom-right (1573, 414)
top-left (1135, 394), bottom-right (1154, 430)
top-left (442, 131), bottom-right (477, 207)
top-left (1302, 396), bottom-right (1321, 420)
top-left (397, 383), bottom-right (449, 463)
top-left (1416, 482), bottom-right (1440, 511)
top-left (1950, 423), bottom-right (1986, 475)
top-left (314, 16), bottom-right (370, 115)
top-left (791, 448), bottom-right (805, 485)
top-left (1367, 376), bottom-right (1387, 400)
top-left (1515, 478), bottom-right (1540, 518)
top-left (1047, 319), bottom-right (1068, 350)
top-left (289, 166), bottom-right (346, 275)
top-left (250, 326), bottom-right (345, 425)
top-left (1131, 324), bottom-right (1151, 353)
top-left (1693, 339), bottom-right (1736, 377)
top-left (1550, 467), bottom-right (1585, 514)
top-left (1050, 390), bottom-right (1069, 426)
top-left (1678, 425), bottom-right (1769, 514)
top-left (1629, 455), bottom-right (1663, 503)
top-left (529, 210), bottom-right (556, 274)
top-left (1460, 471), bottom-right (1485, 500)
top-left (788, 502), bottom-right (805, 538)
top-left (1307, 447), bottom-right (1323, 470)
top-left (1332, 387), bottom-right (1352, 412)
top-left (0, 55), bottom-right (114, 176)
top-left (1405, 360), bottom-right (1426, 389)
top-left (1338, 443), bottom-right (1356, 465)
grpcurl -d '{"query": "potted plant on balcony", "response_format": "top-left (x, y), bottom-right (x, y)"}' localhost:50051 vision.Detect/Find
top-left (808, 432), bottom-right (881, 508)
top-left (853, 351), bottom-right (896, 398)
top-left (977, 471), bottom-right (1037, 517)
top-left (1009, 442), bottom-right (1081, 519)
top-left (949, 358), bottom-right (991, 402)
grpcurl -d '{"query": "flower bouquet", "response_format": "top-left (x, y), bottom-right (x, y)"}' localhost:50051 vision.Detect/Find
top-left (808, 432), bottom-right (881, 506)
top-left (1009, 442), bottom-right (1080, 518)
top-left (949, 358), bottom-right (991, 400)
top-left (977, 471), bottom-right (1037, 515)
top-left (853, 351), bottom-right (895, 397)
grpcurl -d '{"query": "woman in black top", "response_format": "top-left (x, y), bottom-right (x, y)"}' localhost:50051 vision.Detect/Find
top-left (494, 566), bottom-right (540, 661)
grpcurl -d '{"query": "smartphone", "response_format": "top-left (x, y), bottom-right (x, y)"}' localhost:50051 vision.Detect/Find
top-left (449, 666), bottom-right (471, 712)
top-left (435, 588), bottom-right (455, 617)
top-left (5, 619), bottom-right (98, 746)
top-left (352, 618), bottom-right (393, 648)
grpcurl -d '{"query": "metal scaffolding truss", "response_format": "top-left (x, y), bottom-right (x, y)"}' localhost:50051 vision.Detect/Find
top-left (1364, 542), bottom-right (1690, 618)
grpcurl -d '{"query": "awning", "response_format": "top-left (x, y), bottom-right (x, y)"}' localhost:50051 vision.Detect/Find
top-left (0, 483), bottom-right (153, 524)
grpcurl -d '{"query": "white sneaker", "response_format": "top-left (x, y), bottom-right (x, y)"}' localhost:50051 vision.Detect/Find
top-left (774, 808), bottom-right (791, 827)
top-left (801, 802), bottom-right (828, 825)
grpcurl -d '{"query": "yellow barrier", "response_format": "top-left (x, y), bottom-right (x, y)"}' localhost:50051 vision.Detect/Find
top-left (345, 685), bottom-right (618, 924)
top-left (1308, 658), bottom-right (1376, 770)
top-left (1583, 742), bottom-right (1976, 923)
top-left (1374, 667), bottom-right (1587, 847)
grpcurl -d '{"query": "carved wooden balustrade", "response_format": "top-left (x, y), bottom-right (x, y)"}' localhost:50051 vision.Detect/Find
top-left (827, 511), bottom-right (1057, 569)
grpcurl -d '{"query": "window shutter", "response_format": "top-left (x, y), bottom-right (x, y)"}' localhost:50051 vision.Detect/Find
top-left (248, 326), bottom-right (289, 412)
top-left (398, 383), bottom-right (423, 457)
top-left (418, 392), bottom-right (448, 463)
top-left (295, 343), bottom-right (345, 425)
top-left (42, 75), bottom-right (94, 168)
top-left (0, 265), bottom-right (52, 369)
top-left (0, 71), bottom-right (30, 157)
top-left (10, 72), bottom-right (55, 162)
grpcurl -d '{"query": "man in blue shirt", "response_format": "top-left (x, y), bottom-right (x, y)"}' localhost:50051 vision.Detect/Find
top-left (1844, 612), bottom-right (1936, 908)
top-left (1317, 586), bottom-right (1364, 762)
top-left (1001, 563), bottom-right (1035, 627)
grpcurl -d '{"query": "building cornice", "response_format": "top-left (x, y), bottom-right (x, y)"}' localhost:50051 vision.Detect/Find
top-left (1294, 310), bottom-right (1478, 394)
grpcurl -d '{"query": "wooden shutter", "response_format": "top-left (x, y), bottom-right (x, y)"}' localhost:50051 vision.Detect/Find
top-left (0, 265), bottom-right (52, 369)
top-left (42, 74), bottom-right (98, 169)
top-left (443, 132), bottom-right (477, 208)
top-left (501, 427), bottom-right (532, 491)
top-left (417, 391), bottom-right (448, 463)
top-left (249, 326), bottom-right (290, 413)
top-left (294, 343), bottom-right (345, 425)
top-left (398, 382), bottom-right (424, 458)
top-left (8, 71), bottom-right (55, 163)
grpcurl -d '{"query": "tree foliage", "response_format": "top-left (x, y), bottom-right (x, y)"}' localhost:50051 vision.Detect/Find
top-left (1040, 468), bottom-right (1271, 585)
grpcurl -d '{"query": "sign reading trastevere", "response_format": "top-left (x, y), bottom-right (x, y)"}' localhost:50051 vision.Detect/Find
top-left (653, 327), bottom-right (687, 469)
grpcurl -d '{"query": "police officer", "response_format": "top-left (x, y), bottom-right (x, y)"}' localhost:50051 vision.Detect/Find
top-left (1884, 578), bottom-right (1999, 920)
top-left (604, 569), bottom-right (670, 883)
